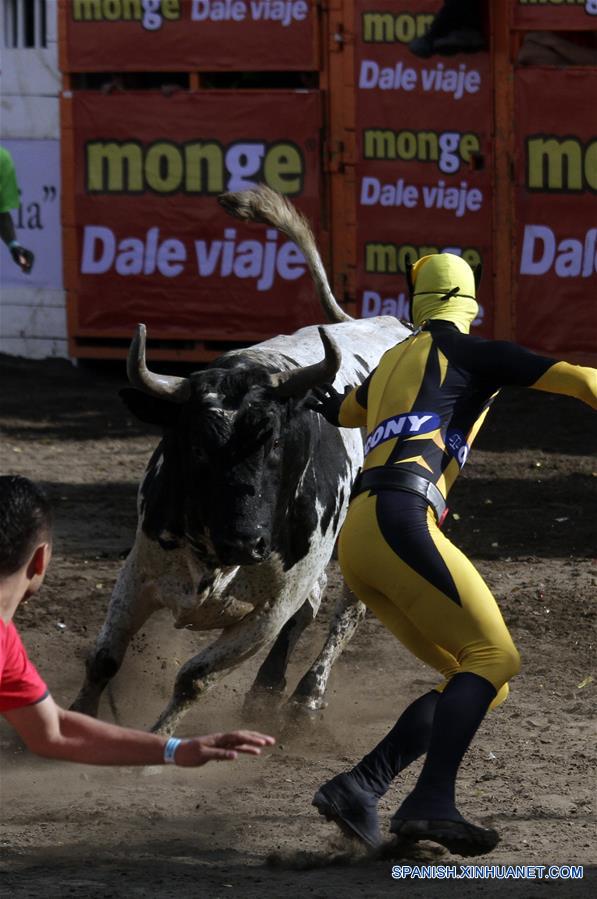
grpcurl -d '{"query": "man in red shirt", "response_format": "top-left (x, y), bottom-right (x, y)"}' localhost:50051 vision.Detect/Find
top-left (0, 475), bottom-right (274, 766)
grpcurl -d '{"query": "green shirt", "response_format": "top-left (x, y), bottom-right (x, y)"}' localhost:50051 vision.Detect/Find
top-left (0, 146), bottom-right (21, 213)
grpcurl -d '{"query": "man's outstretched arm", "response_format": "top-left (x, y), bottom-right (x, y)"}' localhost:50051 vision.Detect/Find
top-left (448, 336), bottom-right (597, 411)
top-left (532, 361), bottom-right (597, 411)
top-left (4, 695), bottom-right (274, 766)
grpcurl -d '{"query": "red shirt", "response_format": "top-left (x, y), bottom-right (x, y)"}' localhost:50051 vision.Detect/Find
top-left (0, 619), bottom-right (48, 713)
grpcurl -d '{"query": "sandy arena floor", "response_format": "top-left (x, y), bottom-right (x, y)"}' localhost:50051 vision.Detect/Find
top-left (0, 352), bottom-right (595, 898)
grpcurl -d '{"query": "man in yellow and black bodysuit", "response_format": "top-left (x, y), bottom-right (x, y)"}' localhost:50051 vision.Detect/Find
top-left (309, 253), bottom-right (596, 857)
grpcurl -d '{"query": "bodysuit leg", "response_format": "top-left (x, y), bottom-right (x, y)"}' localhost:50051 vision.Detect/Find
top-left (338, 492), bottom-right (519, 696)
top-left (338, 491), bottom-right (517, 820)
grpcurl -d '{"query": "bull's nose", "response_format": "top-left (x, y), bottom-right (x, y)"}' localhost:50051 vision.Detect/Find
top-left (217, 536), bottom-right (270, 565)
top-left (252, 536), bottom-right (269, 560)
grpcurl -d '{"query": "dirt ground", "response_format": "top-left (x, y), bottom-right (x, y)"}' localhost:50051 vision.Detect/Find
top-left (0, 352), bottom-right (595, 899)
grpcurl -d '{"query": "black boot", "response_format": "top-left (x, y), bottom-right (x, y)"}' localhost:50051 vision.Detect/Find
top-left (313, 691), bottom-right (439, 848)
top-left (313, 773), bottom-right (382, 848)
top-left (391, 672), bottom-right (499, 856)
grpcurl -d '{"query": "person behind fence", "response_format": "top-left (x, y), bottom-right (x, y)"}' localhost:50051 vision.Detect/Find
top-left (0, 475), bottom-right (275, 768)
top-left (0, 146), bottom-right (34, 275)
top-left (307, 252), bottom-right (596, 857)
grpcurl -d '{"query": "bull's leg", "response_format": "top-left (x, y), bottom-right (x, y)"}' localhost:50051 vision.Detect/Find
top-left (290, 584), bottom-right (366, 711)
top-left (70, 552), bottom-right (160, 717)
top-left (249, 573), bottom-right (326, 697)
top-left (151, 604), bottom-right (295, 735)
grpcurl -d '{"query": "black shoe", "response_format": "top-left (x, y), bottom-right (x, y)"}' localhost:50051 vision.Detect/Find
top-left (390, 817), bottom-right (500, 857)
top-left (408, 35), bottom-right (435, 58)
top-left (433, 29), bottom-right (485, 55)
top-left (312, 773), bottom-right (382, 849)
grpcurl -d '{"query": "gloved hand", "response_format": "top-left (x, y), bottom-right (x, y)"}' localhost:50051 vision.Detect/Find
top-left (305, 383), bottom-right (353, 426)
top-left (10, 243), bottom-right (34, 274)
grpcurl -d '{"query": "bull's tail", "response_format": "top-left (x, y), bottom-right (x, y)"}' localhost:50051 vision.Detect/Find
top-left (218, 185), bottom-right (353, 323)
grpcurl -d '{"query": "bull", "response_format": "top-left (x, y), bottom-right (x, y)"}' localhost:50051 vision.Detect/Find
top-left (72, 186), bottom-right (411, 734)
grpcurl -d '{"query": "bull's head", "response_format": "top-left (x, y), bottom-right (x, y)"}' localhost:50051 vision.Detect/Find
top-left (122, 324), bottom-right (341, 567)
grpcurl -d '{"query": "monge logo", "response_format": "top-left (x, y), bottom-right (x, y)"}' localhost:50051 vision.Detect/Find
top-left (364, 412), bottom-right (440, 455)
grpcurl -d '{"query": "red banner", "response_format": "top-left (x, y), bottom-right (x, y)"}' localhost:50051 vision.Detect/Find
top-left (68, 91), bottom-right (324, 340)
top-left (514, 68), bottom-right (597, 356)
top-left (513, 0), bottom-right (597, 31)
top-left (61, 0), bottom-right (317, 71)
top-left (354, 1), bottom-right (494, 335)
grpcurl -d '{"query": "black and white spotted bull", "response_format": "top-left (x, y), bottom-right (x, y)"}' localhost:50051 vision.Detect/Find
top-left (72, 187), bottom-right (411, 734)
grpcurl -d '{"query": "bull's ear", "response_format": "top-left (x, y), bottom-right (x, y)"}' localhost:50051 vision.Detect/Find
top-left (119, 388), bottom-right (181, 428)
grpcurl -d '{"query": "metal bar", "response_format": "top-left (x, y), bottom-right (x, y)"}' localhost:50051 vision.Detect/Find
top-left (491, 0), bottom-right (516, 341)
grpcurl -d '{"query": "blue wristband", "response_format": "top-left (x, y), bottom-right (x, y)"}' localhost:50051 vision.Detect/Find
top-left (8, 239), bottom-right (22, 250)
top-left (163, 737), bottom-right (182, 764)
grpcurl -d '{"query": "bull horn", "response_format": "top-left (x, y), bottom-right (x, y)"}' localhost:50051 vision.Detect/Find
top-left (127, 324), bottom-right (191, 403)
top-left (271, 327), bottom-right (341, 398)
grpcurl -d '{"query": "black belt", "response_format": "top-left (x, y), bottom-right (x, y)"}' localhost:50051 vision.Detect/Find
top-left (350, 466), bottom-right (447, 524)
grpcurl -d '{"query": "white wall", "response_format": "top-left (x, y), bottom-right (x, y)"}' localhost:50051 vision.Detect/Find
top-left (0, 0), bottom-right (67, 359)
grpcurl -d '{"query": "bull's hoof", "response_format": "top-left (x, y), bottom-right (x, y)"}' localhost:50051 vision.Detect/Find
top-left (285, 697), bottom-right (327, 724)
top-left (288, 692), bottom-right (328, 713)
top-left (290, 667), bottom-right (329, 711)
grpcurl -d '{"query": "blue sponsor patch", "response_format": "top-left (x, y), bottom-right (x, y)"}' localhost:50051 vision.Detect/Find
top-left (364, 412), bottom-right (440, 455)
top-left (446, 428), bottom-right (470, 467)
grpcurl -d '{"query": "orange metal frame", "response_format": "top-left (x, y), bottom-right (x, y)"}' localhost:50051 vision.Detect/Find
top-left (491, 1), bottom-right (516, 342)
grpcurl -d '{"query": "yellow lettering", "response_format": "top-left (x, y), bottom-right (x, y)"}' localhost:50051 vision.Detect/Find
top-left (362, 12), bottom-right (434, 43)
top-left (396, 131), bottom-right (419, 160)
top-left (162, 0), bottom-right (180, 19)
top-left (102, 0), bottom-right (122, 20)
top-left (585, 142), bottom-right (597, 189)
top-left (85, 139), bottom-right (305, 195)
top-left (363, 129), bottom-right (479, 170)
top-left (366, 243), bottom-right (483, 274)
top-left (364, 130), bottom-right (396, 159)
top-left (462, 248), bottom-right (482, 270)
top-left (87, 142), bottom-right (144, 192)
top-left (417, 132), bottom-right (437, 162)
top-left (121, 0), bottom-right (142, 18)
top-left (184, 143), bottom-right (224, 194)
top-left (73, 0), bottom-right (102, 20)
top-left (366, 243), bottom-right (399, 273)
top-left (263, 144), bottom-right (303, 195)
top-left (459, 133), bottom-right (480, 162)
top-left (72, 0), bottom-right (181, 23)
top-left (527, 137), bottom-right (584, 190)
top-left (145, 142), bottom-right (183, 193)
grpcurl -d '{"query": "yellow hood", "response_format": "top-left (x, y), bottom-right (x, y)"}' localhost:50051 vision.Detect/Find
top-left (411, 253), bottom-right (479, 334)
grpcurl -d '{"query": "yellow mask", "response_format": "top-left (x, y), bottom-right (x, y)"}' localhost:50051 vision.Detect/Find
top-left (411, 253), bottom-right (479, 334)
